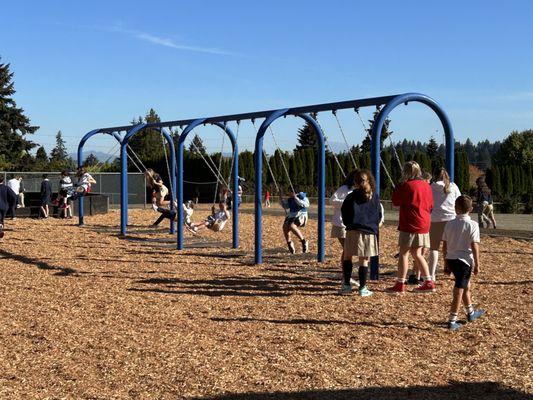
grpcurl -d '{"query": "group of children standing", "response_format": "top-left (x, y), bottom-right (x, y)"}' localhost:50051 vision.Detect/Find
top-left (328, 161), bottom-right (485, 330)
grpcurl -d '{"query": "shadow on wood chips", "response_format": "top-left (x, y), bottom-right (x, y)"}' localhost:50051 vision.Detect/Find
top-left (192, 381), bottom-right (531, 400)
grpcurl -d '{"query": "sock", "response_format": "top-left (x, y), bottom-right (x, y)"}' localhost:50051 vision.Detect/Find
top-left (396, 278), bottom-right (407, 283)
top-left (423, 276), bottom-right (432, 283)
top-left (342, 260), bottom-right (353, 286)
top-left (449, 312), bottom-right (458, 323)
top-left (429, 250), bottom-right (439, 281)
top-left (358, 266), bottom-right (368, 289)
top-left (465, 304), bottom-right (474, 315)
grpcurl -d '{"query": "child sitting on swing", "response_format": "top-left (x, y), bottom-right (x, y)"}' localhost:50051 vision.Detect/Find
top-left (152, 201), bottom-right (194, 228)
top-left (281, 191), bottom-right (310, 254)
top-left (189, 201), bottom-right (230, 233)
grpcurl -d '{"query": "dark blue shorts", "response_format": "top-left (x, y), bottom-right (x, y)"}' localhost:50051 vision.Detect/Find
top-left (447, 259), bottom-right (472, 289)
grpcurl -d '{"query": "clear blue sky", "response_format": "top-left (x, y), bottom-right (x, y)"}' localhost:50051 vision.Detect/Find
top-left (2, 0), bottom-right (532, 157)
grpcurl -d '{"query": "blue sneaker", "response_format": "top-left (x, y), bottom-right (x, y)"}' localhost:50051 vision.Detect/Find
top-left (467, 309), bottom-right (486, 322)
top-left (359, 286), bottom-right (373, 297)
top-left (447, 321), bottom-right (462, 331)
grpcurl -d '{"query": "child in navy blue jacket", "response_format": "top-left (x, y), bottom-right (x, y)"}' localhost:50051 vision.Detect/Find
top-left (340, 170), bottom-right (383, 297)
top-left (0, 175), bottom-right (18, 239)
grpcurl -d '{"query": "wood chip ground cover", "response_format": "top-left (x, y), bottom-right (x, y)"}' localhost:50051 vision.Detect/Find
top-left (0, 207), bottom-right (531, 399)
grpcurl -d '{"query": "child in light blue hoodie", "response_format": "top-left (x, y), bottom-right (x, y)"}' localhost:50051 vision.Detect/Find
top-left (281, 191), bottom-right (310, 254)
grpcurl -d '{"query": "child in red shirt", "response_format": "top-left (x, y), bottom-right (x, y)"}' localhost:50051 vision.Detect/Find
top-left (388, 161), bottom-right (435, 294)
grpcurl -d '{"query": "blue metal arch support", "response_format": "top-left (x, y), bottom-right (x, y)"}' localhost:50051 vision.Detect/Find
top-left (254, 110), bottom-right (326, 264)
top-left (176, 119), bottom-right (239, 250)
top-left (120, 124), bottom-right (177, 236)
top-left (77, 129), bottom-right (123, 226)
top-left (369, 92), bottom-right (454, 279)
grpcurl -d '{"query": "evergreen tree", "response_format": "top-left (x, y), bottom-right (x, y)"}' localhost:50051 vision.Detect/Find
top-left (127, 108), bottom-right (164, 163)
top-left (362, 106), bottom-right (393, 153)
top-left (0, 58), bottom-right (38, 169)
top-left (189, 134), bottom-right (207, 155)
top-left (84, 153), bottom-right (99, 167)
top-left (426, 136), bottom-right (439, 161)
top-left (50, 130), bottom-right (74, 170)
top-left (295, 122), bottom-right (318, 151)
top-left (35, 146), bottom-right (49, 170)
top-left (494, 130), bottom-right (532, 167)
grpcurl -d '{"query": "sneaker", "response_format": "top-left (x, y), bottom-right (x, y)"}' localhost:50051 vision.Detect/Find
top-left (467, 309), bottom-right (486, 322)
top-left (414, 280), bottom-right (436, 293)
top-left (287, 241), bottom-right (296, 254)
top-left (386, 281), bottom-right (406, 294)
top-left (349, 278), bottom-right (360, 288)
top-left (447, 321), bottom-right (462, 331)
top-left (407, 274), bottom-right (419, 285)
top-left (338, 284), bottom-right (353, 295)
top-left (359, 286), bottom-right (373, 297)
top-left (301, 239), bottom-right (309, 253)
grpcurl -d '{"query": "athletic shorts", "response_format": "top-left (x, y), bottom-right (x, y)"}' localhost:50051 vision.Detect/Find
top-left (429, 221), bottom-right (448, 250)
top-left (284, 215), bottom-right (306, 227)
top-left (343, 230), bottom-right (378, 258)
top-left (330, 225), bottom-right (346, 239)
top-left (447, 258), bottom-right (472, 289)
top-left (398, 231), bottom-right (430, 249)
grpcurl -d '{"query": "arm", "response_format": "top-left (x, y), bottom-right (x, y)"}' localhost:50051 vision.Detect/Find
top-left (391, 184), bottom-right (405, 207)
top-left (330, 187), bottom-right (346, 209)
top-left (293, 196), bottom-right (310, 208)
top-left (442, 241), bottom-right (451, 275)
top-left (88, 174), bottom-right (97, 184)
top-left (340, 193), bottom-right (353, 227)
top-left (471, 242), bottom-right (480, 275)
top-left (7, 187), bottom-right (18, 207)
top-left (379, 202), bottom-right (385, 227)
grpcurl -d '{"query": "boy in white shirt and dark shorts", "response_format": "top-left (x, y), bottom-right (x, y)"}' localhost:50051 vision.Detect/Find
top-left (442, 195), bottom-right (486, 330)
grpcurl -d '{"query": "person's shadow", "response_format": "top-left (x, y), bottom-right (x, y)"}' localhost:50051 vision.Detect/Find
top-left (191, 381), bottom-right (530, 400)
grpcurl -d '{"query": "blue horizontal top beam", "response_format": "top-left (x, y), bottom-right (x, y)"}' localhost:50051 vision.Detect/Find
top-left (94, 94), bottom-right (400, 134)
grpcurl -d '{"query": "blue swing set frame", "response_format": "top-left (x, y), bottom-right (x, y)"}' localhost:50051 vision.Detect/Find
top-left (78, 92), bottom-right (454, 277)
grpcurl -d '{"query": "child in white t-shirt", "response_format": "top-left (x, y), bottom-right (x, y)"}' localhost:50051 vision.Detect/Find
top-left (442, 195), bottom-right (486, 330)
top-left (190, 201), bottom-right (230, 233)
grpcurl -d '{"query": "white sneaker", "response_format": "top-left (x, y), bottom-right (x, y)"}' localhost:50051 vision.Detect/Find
top-left (350, 278), bottom-right (360, 288)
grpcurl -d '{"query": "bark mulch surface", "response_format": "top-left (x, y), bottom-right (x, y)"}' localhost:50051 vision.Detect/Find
top-left (0, 208), bottom-right (531, 399)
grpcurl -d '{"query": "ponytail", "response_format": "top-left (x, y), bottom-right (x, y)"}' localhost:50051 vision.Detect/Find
top-left (434, 167), bottom-right (451, 194)
top-left (354, 169), bottom-right (376, 201)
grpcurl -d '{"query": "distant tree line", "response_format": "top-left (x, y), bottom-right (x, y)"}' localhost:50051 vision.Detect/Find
top-left (1, 57), bottom-right (531, 211)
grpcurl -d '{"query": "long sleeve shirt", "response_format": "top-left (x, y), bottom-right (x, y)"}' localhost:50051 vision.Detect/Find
top-left (330, 185), bottom-right (353, 227)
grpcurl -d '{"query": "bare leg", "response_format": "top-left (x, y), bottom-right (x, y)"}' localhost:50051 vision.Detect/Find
top-left (450, 287), bottom-right (464, 316)
top-left (337, 238), bottom-right (345, 269)
top-left (410, 247), bottom-right (430, 278)
top-left (282, 222), bottom-right (291, 242)
top-left (289, 224), bottom-right (304, 241)
top-left (397, 246), bottom-right (410, 280)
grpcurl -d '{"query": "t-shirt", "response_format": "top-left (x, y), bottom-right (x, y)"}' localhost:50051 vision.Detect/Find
top-left (430, 181), bottom-right (461, 222)
top-left (392, 179), bottom-right (433, 234)
top-left (60, 176), bottom-right (73, 189)
top-left (330, 184), bottom-right (353, 227)
top-left (78, 173), bottom-right (94, 190)
top-left (7, 178), bottom-right (21, 195)
top-left (442, 214), bottom-right (480, 267)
